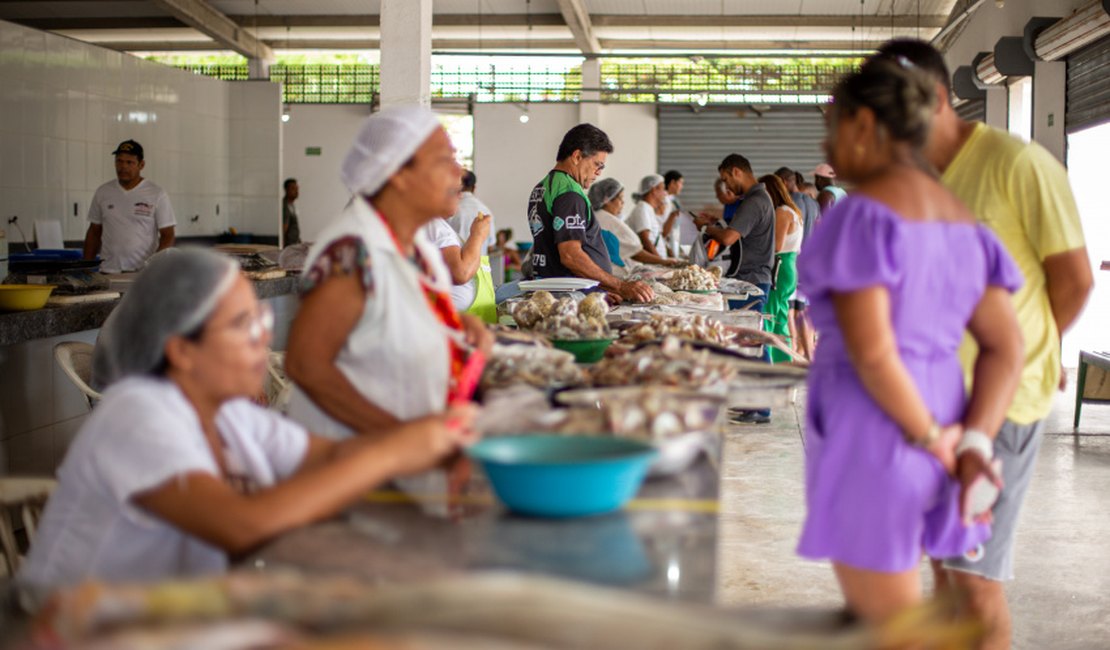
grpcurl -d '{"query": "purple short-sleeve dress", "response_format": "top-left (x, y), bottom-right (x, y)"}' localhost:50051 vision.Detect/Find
top-left (796, 195), bottom-right (1023, 573)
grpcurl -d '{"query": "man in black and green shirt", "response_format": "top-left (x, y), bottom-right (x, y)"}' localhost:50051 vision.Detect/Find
top-left (527, 123), bottom-right (653, 303)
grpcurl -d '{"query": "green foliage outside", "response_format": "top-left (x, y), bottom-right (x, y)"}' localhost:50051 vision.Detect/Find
top-left (147, 53), bottom-right (861, 105)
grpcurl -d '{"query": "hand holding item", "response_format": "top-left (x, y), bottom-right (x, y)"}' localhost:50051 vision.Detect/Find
top-left (459, 313), bottom-right (494, 355)
top-left (955, 429), bottom-right (1003, 524)
top-left (958, 453), bottom-right (1003, 525)
top-left (470, 212), bottom-right (492, 245)
top-left (694, 213), bottom-right (716, 229)
top-left (382, 405), bottom-right (479, 476)
top-left (618, 279), bottom-right (655, 304)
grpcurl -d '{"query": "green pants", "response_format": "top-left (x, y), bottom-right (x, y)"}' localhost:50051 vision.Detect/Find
top-left (766, 252), bottom-right (797, 363)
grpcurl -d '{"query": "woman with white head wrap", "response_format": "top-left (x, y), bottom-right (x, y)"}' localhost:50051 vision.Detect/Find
top-left (588, 178), bottom-right (685, 273)
top-left (284, 106), bottom-right (493, 438)
top-left (19, 249), bottom-right (475, 600)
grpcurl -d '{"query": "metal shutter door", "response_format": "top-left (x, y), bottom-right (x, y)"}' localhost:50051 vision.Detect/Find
top-left (657, 106), bottom-right (827, 210)
top-left (956, 99), bottom-right (986, 123)
top-left (1067, 35), bottom-right (1110, 133)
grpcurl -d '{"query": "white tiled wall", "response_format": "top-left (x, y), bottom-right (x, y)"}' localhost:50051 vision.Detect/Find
top-left (229, 81), bottom-right (283, 239)
top-left (0, 19), bottom-right (280, 247)
top-left (0, 19), bottom-right (286, 475)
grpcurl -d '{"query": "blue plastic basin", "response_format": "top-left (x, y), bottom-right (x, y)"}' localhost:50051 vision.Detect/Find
top-left (466, 435), bottom-right (658, 518)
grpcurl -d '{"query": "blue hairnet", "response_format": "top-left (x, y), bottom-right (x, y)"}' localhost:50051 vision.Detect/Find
top-left (93, 248), bottom-right (239, 388)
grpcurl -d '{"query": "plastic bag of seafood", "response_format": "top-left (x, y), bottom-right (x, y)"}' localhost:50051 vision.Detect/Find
top-left (659, 265), bottom-right (719, 292)
top-left (546, 386), bottom-right (726, 476)
top-left (589, 337), bottom-right (738, 390)
top-left (479, 344), bottom-right (587, 392)
top-left (618, 313), bottom-right (734, 347)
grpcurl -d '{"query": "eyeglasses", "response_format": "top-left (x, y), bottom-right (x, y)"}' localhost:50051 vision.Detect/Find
top-left (223, 302), bottom-right (274, 345)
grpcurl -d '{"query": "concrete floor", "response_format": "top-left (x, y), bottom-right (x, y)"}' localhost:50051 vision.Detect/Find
top-left (716, 370), bottom-right (1110, 649)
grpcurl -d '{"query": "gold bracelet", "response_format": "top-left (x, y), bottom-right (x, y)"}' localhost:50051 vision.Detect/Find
top-left (906, 420), bottom-right (940, 448)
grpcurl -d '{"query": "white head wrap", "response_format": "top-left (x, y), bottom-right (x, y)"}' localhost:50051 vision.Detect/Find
top-left (340, 105), bottom-right (443, 197)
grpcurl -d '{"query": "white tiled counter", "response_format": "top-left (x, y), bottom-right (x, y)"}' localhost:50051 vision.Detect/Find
top-left (0, 277), bottom-right (299, 475)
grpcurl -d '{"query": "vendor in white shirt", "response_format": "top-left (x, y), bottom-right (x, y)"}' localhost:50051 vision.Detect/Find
top-left (18, 249), bottom-right (475, 602)
top-left (448, 170), bottom-right (496, 252)
top-left (624, 174), bottom-right (673, 259)
top-left (589, 178), bottom-right (684, 273)
top-left (284, 106), bottom-right (494, 437)
top-left (83, 139), bottom-right (176, 273)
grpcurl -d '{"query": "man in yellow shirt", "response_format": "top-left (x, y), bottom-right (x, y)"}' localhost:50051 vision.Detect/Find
top-left (872, 41), bottom-right (1093, 650)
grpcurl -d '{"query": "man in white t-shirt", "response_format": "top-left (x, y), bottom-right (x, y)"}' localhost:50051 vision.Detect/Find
top-left (448, 170), bottom-right (496, 252)
top-left (83, 140), bottom-right (176, 273)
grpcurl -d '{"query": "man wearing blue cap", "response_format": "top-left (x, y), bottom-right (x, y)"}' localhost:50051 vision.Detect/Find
top-left (83, 139), bottom-right (176, 273)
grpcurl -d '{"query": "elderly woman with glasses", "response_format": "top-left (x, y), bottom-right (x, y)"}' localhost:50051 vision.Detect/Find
top-left (18, 248), bottom-right (475, 603)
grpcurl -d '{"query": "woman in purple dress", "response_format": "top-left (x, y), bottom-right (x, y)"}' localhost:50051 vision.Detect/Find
top-left (796, 57), bottom-right (1025, 622)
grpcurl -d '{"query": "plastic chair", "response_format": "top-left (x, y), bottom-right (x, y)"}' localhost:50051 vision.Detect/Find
top-left (0, 477), bottom-right (56, 577)
top-left (53, 341), bottom-right (101, 410)
top-left (266, 350), bottom-right (292, 414)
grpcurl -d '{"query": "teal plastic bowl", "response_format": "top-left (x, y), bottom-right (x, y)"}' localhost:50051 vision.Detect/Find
top-left (466, 435), bottom-right (658, 518)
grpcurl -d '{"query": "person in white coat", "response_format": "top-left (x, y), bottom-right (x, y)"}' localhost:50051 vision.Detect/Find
top-left (284, 106), bottom-right (493, 437)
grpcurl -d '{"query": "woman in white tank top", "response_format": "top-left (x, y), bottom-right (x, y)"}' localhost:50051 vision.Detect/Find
top-left (760, 175), bottom-right (804, 362)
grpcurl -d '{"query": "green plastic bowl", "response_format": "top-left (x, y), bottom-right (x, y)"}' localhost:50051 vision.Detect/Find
top-left (550, 338), bottom-right (614, 363)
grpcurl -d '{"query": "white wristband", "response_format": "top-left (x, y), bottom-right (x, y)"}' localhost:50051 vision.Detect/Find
top-left (956, 429), bottom-right (994, 461)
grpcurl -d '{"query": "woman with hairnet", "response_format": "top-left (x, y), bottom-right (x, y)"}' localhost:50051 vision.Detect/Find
top-left (284, 106), bottom-right (493, 437)
top-left (18, 249), bottom-right (475, 601)
top-left (589, 177), bottom-right (685, 273)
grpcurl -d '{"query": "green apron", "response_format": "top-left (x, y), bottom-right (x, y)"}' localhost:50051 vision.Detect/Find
top-left (466, 255), bottom-right (498, 324)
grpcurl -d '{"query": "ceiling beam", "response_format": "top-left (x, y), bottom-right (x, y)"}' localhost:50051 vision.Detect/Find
top-left (150, 0), bottom-right (273, 60)
top-left (592, 14), bottom-right (948, 28)
top-left (102, 37), bottom-right (885, 53)
top-left (555, 0), bottom-right (600, 54)
top-left (8, 12), bottom-right (950, 32)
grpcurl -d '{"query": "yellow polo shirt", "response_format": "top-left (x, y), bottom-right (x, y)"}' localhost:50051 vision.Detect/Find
top-left (945, 123), bottom-right (1086, 424)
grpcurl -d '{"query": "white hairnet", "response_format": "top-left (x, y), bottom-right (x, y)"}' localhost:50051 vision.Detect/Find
top-left (631, 174), bottom-right (664, 201)
top-left (588, 177), bottom-right (623, 210)
top-left (340, 105), bottom-right (443, 197)
top-left (93, 248), bottom-right (239, 388)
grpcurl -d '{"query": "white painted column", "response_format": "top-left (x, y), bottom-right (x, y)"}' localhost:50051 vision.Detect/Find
top-left (1033, 60), bottom-right (1066, 163)
top-left (580, 57), bottom-right (601, 125)
top-left (380, 0), bottom-right (432, 108)
top-left (248, 57), bottom-right (272, 80)
top-left (984, 86), bottom-right (1008, 130)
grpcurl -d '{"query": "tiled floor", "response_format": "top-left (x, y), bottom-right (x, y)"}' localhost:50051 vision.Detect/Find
top-left (716, 371), bottom-right (1110, 649)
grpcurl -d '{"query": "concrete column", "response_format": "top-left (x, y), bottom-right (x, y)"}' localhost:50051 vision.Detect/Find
top-left (580, 57), bottom-right (601, 125)
top-left (247, 57), bottom-right (272, 80)
top-left (1033, 59), bottom-right (1066, 163)
top-left (380, 0), bottom-right (433, 108)
top-left (985, 86), bottom-right (1008, 130)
